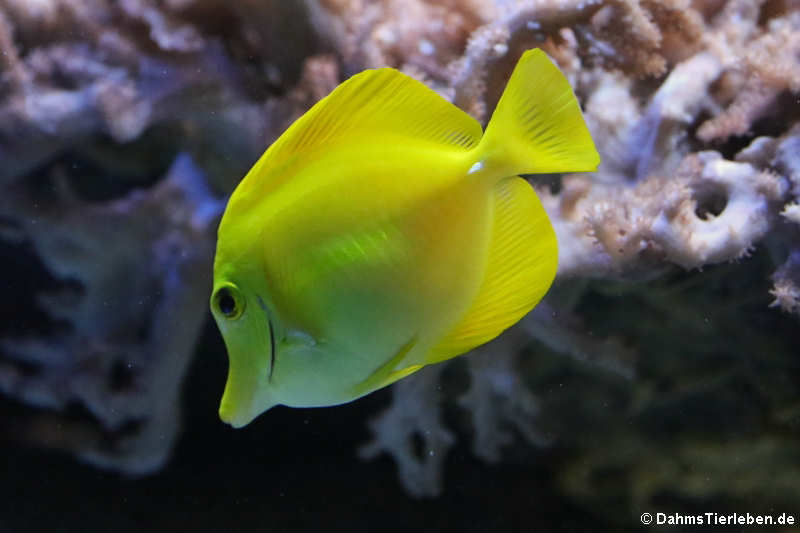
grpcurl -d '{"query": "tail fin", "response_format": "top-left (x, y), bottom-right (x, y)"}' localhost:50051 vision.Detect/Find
top-left (479, 49), bottom-right (600, 176)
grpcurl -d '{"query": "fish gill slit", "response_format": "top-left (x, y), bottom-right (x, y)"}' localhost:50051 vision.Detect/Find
top-left (257, 296), bottom-right (276, 381)
top-left (268, 316), bottom-right (276, 381)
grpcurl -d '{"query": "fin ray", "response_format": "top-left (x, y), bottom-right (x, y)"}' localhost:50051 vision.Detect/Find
top-left (349, 336), bottom-right (422, 396)
top-left (426, 176), bottom-right (557, 362)
top-left (240, 69), bottom-right (483, 198)
top-left (480, 48), bottom-right (600, 175)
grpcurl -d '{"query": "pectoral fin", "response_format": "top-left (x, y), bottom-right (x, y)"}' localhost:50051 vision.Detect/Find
top-left (349, 336), bottom-right (421, 396)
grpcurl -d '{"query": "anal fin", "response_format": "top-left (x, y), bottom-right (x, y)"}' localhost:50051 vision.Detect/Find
top-left (426, 176), bottom-right (557, 363)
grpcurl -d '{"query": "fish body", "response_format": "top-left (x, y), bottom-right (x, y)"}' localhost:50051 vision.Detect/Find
top-left (211, 49), bottom-right (599, 427)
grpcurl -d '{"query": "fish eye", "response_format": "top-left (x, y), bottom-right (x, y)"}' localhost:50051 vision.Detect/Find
top-left (213, 284), bottom-right (245, 320)
top-left (218, 290), bottom-right (236, 315)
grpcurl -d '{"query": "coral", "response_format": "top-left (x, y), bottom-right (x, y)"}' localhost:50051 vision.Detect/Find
top-left (544, 151), bottom-right (786, 276)
top-left (0, 0), bottom-right (264, 472)
top-left (455, 331), bottom-right (551, 463)
top-left (308, 0), bottom-right (490, 78)
top-left (0, 154), bottom-right (221, 473)
top-left (0, 0), bottom-right (343, 476)
top-left (350, 0), bottom-right (800, 501)
top-left (771, 251), bottom-right (800, 314)
top-left (357, 362), bottom-right (454, 498)
top-left (698, 4), bottom-right (800, 142)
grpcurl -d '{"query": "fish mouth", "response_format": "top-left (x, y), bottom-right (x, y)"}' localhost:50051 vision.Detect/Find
top-left (218, 379), bottom-right (277, 428)
top-left (218, 369), bottom-right (259, 428)
top-left (219, 402), bottom-right (254, 428)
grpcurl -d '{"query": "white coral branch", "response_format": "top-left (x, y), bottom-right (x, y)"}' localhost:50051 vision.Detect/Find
top-left (357, 363), bottom-right (455, 498)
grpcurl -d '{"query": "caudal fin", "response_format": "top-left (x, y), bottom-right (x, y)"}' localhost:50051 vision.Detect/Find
top-left (479, 49), bottom-right (600, 176)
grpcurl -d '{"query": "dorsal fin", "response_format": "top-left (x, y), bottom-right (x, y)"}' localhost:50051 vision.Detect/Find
top-left (236, 68), bottom-right (483, 200)
top-left (425, 176), bottom-right (557, 362)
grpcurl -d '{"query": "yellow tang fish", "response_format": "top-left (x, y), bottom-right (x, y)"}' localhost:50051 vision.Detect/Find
top-left (210, 49), bottom-right (599, 427)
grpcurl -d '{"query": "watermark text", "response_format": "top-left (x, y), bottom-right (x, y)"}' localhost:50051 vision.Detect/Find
top-left (640, 512), bottom-right (795, 527)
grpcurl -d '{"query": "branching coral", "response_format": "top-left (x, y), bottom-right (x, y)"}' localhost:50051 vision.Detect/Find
top-left (698, 2), bottom-right (800, 142)
top-left (308, 0), bottom-right (489, 79)
top-left (770, 251), bottom-right (800, 314)
top-left (544, 151), bottom-right (787, 276)
top-left (0, 154), bottom-right (221, 473)
top-left (456, 332), bottom-right (551, 463)
top-left (347, 0), bottom-right (800, 499)
top-left (357, 362), bottom-right (454, 498)
top-left (0, 0), bottom-right (250, 472)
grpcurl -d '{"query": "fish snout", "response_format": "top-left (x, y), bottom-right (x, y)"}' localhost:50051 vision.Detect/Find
top-left (218, 399), bottom-right (255, 428)
top-left (218, 370), bottom-right (276, 428)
